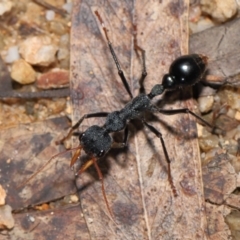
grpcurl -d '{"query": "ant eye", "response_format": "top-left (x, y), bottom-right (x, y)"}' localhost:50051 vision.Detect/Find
top-left (79, 133), bottom-right (85, 140)
top-left (98, 150), bottom-right (105, 158)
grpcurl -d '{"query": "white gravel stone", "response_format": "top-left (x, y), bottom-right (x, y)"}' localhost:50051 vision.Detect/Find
top-left (4, 46), bottom-right (20, 63)
top-left (62, 2), bottom-right (73, 14)
top-left (201, 0), bottom-right (237, 22)
top-left (45, 10), bottom-right (55, 21)
top-left (19, 36), bottom-right (58, 66)
top-left (198, 96), bottom-right (214, 113)
top-left (0, 0), bottom-right (12, 16)
top-left (190, 17), bottom-right (215, 34)
top-left (0, 205), bottom-right (14, 229)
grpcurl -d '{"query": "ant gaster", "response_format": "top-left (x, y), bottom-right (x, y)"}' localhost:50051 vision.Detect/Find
top-left (23, 11), bottom-right (211, 218)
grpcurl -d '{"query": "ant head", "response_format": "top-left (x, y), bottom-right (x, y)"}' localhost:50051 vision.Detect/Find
top-left (80, 125), bottom-right (112, 158)
top-left (162, 54), bottom-right (207, 89)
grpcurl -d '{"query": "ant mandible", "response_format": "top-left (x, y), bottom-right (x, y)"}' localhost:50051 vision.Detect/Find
top-left (23, 11), bottom-right (211, 218)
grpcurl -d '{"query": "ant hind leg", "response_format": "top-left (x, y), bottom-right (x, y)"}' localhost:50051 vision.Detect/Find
top-left (142, 119), bottom-right (178, 197)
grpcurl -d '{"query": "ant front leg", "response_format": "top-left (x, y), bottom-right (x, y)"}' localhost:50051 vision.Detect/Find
top-left (95, 11), bottom-right (133, 99)
top-left (77, 156), bottom-right (114, 219)
top-left (58, 112), bottom-right (109, 144)
top-left (142, 120), bottom-right (178, 197)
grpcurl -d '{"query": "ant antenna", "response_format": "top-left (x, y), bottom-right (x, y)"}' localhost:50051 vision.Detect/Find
top-left (17, 145), bottom-right (82, 189)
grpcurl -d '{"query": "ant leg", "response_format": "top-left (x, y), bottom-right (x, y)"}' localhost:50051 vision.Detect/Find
top-left (136, 46), bottom-right (147, 94)
top-left (77, 156), bottom-right (114, 218)
top-left (111, 126), bottom-right (129, 148)
top-left (76, 158), bottom-right (95, 175)
top-left (92, 157), bottom-right (114, 219)
top-left (133, 24), bottom-right (147, 94)
top-left (95, 11), bottom-right (133, 99)
top-left (70, 146), bottom-right (82, 167)
top-left (58, 112), bottom-right (109, 144)
top-left (156, 107), bottom-right (213, 128)
top-left (142, 120), bottom-right (178, 197)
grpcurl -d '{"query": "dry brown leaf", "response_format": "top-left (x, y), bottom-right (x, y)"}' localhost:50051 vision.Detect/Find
top-left (8, 204), bottom-right (89, 239)
top-left (71, 0), bottom-right (208, 239)
top-left (190, 18), bottom-right (240, 85)
top-left (0, 117), bottom-right (88, 238)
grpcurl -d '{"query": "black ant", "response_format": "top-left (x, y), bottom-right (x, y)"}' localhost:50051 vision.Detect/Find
top-left (22, 11), bottom-right (211, 219)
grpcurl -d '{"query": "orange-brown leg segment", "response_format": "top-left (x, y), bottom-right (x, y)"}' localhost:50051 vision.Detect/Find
top-left (91, 157), bottom-right (114, 219)
top-left (75, 156), bottom-right (114, 218)
top-left (70, 146), bottom-right (82, 168)
top-left (76, 158), bottom-right (94, 175)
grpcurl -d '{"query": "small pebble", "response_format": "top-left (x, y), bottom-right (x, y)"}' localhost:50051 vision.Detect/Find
top-left (36, 69), bottom-right (69, 89)
top-left (218, 87), bottom-right (240, 112)
top-left (201, 148), bottom-right (220, 166)
top-left (189, 4), bottom-right (201, 23)
top-left (57, 47), bottom-right (69, 61)
top-left (46, 10), bottom-right (55, 21)
top-left (219, 138), bottom-right (238, 155)
top-left (11, 59), bottom-right (36, 84)
top-left (28, 215), bottom-right (35, 223)
top-left (19, 36), bottom-right (58, 66)
top-left (235, 111), bottom-right (240, 121)
top-left (0, 185), bottom-right (6, 205)
top-left (226, 211), bottom-right (240, 239)
top-left (199, 134), bottom-right (219, 151)
top-left (4, 46), bottom-right (20, 63)
top-left (0, 0), bottom-right (13, 16)
top-left (198, 95), bottom-right (214, 113)
top-left (49, 21), bottom-right (66, 35)
top-left (0, 205), bottom-right (14, 229)
top-left (201, 0), bottom-right (238, 22)
top-left (70, 194), bottom-right (79, 203)
top-left (62, 2), bottom-right (73, 14)
top-left (189, 17), bottom-right (215, 33)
